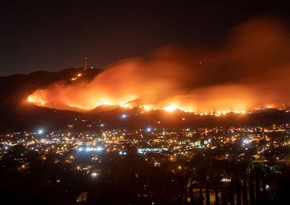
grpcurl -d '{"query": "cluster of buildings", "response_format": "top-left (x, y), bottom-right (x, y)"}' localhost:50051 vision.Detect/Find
top-left (1, 124), bottom-right (290, 174)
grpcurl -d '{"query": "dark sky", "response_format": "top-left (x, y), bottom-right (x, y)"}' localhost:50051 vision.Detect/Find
top-left (1, 0), bottom-right (290, 77)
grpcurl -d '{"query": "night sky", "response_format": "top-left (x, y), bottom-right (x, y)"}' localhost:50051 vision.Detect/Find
top-left (1, 0), bottom-right (290, 77)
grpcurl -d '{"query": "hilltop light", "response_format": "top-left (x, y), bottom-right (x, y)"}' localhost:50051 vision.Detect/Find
top-left (143, 105), bottom-right (151, 111)
top-left (100, 99), bottom-right (113, 106)
top-left (27, 95), bottom-right (46, 106)
top-left (164, 105), bottom-right (177, 112)
top-left (27, 96), bottom-right (34, 102)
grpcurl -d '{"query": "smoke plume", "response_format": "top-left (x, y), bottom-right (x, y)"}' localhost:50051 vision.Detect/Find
top-left (28, 17), bottom-right (290, 113)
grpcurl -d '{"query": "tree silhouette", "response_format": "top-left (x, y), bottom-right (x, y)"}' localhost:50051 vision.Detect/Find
top-left (243, 178), bottom-right (249, 205)
top-left (237, 180), bottom-right (242, 205)
top-left (199, 187), bottom-right (203, 205)
top-left (255, 169), bottom-right (261, 205)
top-left (222, 192), bottom-right (227, 205)
top-left (249, 171), bottom-right (255, 205)
top-left (206, 183), bottom-right (210, 205)
top-left (215, 184), bottom-right (219, 205)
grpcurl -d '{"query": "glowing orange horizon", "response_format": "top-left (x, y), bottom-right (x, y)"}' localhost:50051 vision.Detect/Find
top-left (25, 18), bottom-right (290, 115)
top-left (27, 93), bottom-right (251, 116)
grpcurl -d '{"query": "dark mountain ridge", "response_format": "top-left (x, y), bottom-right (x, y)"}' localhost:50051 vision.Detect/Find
top-left (0, 68), bottom-right (101, 132)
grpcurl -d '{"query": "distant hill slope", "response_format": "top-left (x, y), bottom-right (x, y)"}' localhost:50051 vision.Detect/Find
top-left (0, 68), bottom-right (289, 133)
top-left (0, 68), bottom-right (102, 107)
top-left (0, 68), bottom-right (102, 132)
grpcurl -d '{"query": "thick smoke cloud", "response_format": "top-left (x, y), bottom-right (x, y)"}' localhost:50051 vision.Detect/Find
top-left (29, 17), bottom-right (290, 112)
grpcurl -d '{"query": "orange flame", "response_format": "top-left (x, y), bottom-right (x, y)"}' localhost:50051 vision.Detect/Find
top-left (27, 17), bottom-right (290, 113)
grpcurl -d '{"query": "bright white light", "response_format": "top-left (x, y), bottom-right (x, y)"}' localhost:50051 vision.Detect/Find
top-left (38, 129), bottom-right (43, 134)
top-left (91, 172), bottom-right (98, 177)
top-left (243, 139), bottom-right (251, 145)
top-left (78, 146), bottom-right (104, 152)
top-left (118, 151), bottom-right (127, 155)
top-left (221, 178), bottom-right (231, 182)
top-left (146, 127), bottom-right (152, 132)
top-left (96, 146), bottom-right (104, 152)
top-left (121, 114), bottom-right (127, 119)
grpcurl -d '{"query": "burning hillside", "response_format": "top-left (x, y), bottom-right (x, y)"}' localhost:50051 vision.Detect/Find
top-left (28, 17), bottom-right (290, 114)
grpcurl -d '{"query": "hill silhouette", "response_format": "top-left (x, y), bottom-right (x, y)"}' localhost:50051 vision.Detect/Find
top-left (0, 68), bottom-right (289, 133)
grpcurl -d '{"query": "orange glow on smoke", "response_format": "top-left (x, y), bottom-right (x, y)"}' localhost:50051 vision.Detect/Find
top-left (26, 87), bottom-right (251, 114)
top-left (27, 95), bottom-right (46, 106)
top-left (27, 17), bottom-right (289, 113)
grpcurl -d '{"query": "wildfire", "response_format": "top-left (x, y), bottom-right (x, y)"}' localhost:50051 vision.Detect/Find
top-left (143, 105), bottom-right (152, 111)
top-left (26, 17), bottom-right (289, 114)
top-left (27, 95), bottom-right (46, 106)
top-left (27, 91), bottom-right (250, 115)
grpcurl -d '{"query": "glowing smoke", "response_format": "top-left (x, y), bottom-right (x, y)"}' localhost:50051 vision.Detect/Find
top-left (28, 17), bottom-right (290, 113)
